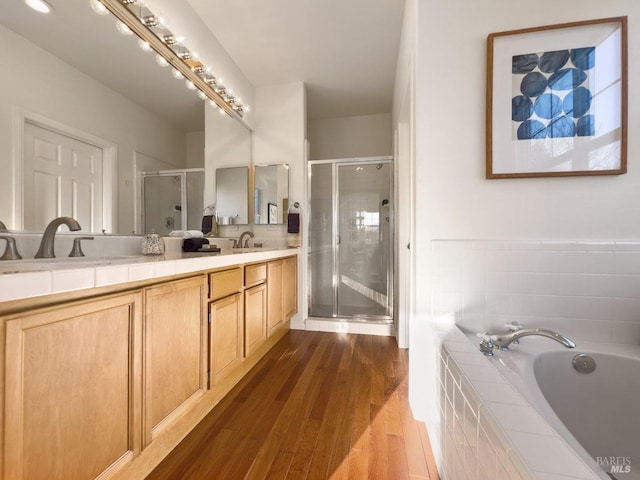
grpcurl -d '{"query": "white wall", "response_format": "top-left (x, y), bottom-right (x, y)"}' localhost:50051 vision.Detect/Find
top-left (395, 0), bottom-right (640, 471)
top-left (0, 25), bottom-right (187, 234)
top-left (253, 82), bottom-right (307, 327)
top-left (307, 113), bottom-right (392, 160)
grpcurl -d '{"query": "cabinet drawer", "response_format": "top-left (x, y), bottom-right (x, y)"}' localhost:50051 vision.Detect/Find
top-left (209, 268), bottom-right (243, 300)
top-left (245, 263), bottom-right (267, 287)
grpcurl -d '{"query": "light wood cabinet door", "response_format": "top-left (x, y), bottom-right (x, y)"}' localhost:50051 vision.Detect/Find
top-left (267, 260), bottom-right (284, 336)
top-left (144, 276), bottom-right (207, 444)
top-left (4, 292), bottom-right (142, 480)
top-left (210, 293), bottom-right (243, 383)
top-left (244, 283), bottom-right (267, 357)
top-left (283, 256), bottom-right (297, 320)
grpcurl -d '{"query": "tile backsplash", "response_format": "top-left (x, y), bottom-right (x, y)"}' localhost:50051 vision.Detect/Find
top-left (431, 240), bottom-right (640, 345)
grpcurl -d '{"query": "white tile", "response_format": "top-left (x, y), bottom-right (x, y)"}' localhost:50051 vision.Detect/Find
top-left (464, 364), bottom-right (507, 384)
top-left (95, 265), bottom-right (129, 287)
top-left (449, 350), bottom-right (491, 367)
top-left (0, 271), bottom-right (51, 301)
top-left (154, 260), bottom-right (176, 278)
top-left (614, 241), bottom-right (640, 252)
top-left (128, 262), bottom-right (155, 281)
top-left (486, 271), bottom-right (510, 293)
top-left (486, 402), bottom-right (556, 436)
top-left (51, 268), bottom-right (95, 293)
top-left (614, 252), bottom-right (640, 274)
top-left (469, 380), bottom-right (528, 406)
top-left (506, 431), bottom-right (595, 478)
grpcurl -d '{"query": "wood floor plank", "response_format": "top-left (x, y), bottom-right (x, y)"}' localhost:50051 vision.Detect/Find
top-left (146, 331), bottom-right (439, 480)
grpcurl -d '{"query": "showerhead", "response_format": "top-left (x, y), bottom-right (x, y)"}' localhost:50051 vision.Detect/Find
top-left (381, 199), bottom-right (389, 206)
top-left (376, 163), bottom-right (383, 170)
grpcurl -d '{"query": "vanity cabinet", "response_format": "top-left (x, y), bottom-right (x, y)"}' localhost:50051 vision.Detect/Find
top-left (209, 268), bottom-right (244, 385)
top-left (244, 263), bottom-right (268, 356)
top-left (0, 251), bottom-right (298, 480)
top-left (267, 260), bottom-right (284, 336)
top-left (267, 257), bottom-right (298, 337)
top-left (3, 291), bottom-right (142, 480)
top-left (143, 276), bottom-right (207, 444)
top-left (283, 255), bottom-right (297, 320)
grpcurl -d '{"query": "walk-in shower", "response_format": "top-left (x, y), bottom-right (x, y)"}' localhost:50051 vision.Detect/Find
top-left (308, 157), bottom-right (393, 322)
top-left (140, 169), bottom-right (204, 235)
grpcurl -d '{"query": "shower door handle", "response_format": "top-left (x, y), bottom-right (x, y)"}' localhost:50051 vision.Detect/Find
top-left (336, 235), bottom-right (341, 245)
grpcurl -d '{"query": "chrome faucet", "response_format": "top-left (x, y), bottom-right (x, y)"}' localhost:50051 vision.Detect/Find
top-left (35, 217), bottom-right (82, 258)
top-left (0, 220), bottom-right (7, 232)
top-left (479, 327), bottom-right (576, 356)
top-left (237, 230), bottom-right (254, 248)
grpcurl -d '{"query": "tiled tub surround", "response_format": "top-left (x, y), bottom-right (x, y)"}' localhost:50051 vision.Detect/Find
top-left (431, 240), bottom-right (640, 346)
top-left (439, 328), bottom-right (606, 480)
top-left (429, 240), bottom-right (640, 479)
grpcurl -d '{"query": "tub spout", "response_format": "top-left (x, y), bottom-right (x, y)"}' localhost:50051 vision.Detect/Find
top-left (493, 328), bottom-right (576, 350)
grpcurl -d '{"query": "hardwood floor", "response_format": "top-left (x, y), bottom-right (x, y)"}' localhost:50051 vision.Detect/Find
top-left (146, 330), bottom-right (439, 480)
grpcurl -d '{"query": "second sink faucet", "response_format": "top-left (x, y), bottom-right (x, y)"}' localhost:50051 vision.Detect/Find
top-left (237, 230), bottom-right (254, 248)
top-left (35, 217), bottom-right (82, 258)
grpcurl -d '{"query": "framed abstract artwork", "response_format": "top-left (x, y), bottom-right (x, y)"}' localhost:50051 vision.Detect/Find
top-left (486, 17), bottom-right (627, 178)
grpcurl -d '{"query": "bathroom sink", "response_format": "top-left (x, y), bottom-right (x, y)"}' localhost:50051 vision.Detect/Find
top-left (0, 255), bottom-right (149, 274)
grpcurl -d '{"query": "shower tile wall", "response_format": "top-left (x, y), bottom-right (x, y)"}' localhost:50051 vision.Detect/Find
top-left (430, 240), bottom-right (640, 344)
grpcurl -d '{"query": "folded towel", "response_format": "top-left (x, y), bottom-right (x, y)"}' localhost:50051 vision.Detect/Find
top-left (183, 230), bottom-right (204, 238)
top-left (182, 238), bottom-right (209, 252)
top-left (287, 213), bottom-right (300, 234)
top-left (169, 230), bottom-right (185, 237)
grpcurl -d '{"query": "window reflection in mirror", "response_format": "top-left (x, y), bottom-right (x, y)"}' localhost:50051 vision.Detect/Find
top-left (216, 167), bottom-right (249, 225)
top-left (254, 165), bottom-right (289, 225)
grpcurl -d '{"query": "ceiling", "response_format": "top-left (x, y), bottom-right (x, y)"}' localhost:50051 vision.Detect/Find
top-left (187, 0), bottom-right (406, 120)
top-left (1, 0), bottom-right (405, 130)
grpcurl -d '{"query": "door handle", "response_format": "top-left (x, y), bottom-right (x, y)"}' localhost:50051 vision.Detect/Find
top-left (336, 235), bottom-right (341, 245)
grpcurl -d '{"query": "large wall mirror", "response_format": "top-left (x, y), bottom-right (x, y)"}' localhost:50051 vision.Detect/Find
top-left (254, 165), bottom-right (289, 225)
top-left (0, 1), bottom-right (250, 235)
top-left (216, 167), bottom-right (249, 225)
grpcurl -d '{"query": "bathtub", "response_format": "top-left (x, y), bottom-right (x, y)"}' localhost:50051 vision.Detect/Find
top-left (452, 328), bottom-right (640, 480)
top-left (494, 336), bottom-right (640, 480)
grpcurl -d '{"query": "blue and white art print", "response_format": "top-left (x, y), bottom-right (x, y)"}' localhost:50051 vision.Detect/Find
top-left (512, 47), bottom-right (595, 140)
top-left (487, 18), bottom-right (626, 178)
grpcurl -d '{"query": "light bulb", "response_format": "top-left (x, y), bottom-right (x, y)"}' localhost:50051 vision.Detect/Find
top-left (155, 54), bottom-right (169, 67)
top-left (171, 69), bottom-right (184, 80)
top-left (198, 91), bottom-right (207, 100)
top-left (24, 0), bottom-right (53, 13)
top-left (138, 39), bottom-right (151, 52)
top-left (116, 20), bottom-right (133, 36)
top-left (185, 80), bottom-right (196, 91)
top-left (218, 107), bottom-right (226, 116)
top-left (244, 105), bottom-right (251, 112)
top-left (208, 100), bottom-right (217, 108)
top-left (89, 0), bottom-right (109, 16)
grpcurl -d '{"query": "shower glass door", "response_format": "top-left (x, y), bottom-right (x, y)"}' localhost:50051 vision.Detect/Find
top-left (309, 159), bottom-right (393, 321)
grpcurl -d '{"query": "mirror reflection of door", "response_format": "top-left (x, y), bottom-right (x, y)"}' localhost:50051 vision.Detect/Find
top-left (23, 121), bottom-right (106, 232)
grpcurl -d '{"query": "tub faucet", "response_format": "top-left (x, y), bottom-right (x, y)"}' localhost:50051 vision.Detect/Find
top-left (35, 216), bottom-right (82, 258)
top-left (494, 328), bottom-right (576, 350)
top-left (478, 328), bottom-right (576, 356)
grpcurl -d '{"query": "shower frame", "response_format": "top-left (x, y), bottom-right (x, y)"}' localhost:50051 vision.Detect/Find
top-left (307, 156), bottom-right (394, 323)
top-left (139, 168), bottom-right (204, 235)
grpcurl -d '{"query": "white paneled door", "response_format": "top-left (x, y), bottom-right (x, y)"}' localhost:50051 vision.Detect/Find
top-left (23, 121), bottom-right (104, 232)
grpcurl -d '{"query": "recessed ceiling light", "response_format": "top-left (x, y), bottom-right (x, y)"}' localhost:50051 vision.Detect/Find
top-left (24, 0), bottom-right (54, 14)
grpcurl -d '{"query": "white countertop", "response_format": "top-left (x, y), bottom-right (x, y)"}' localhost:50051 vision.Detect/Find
top-left (0, 248), bottom-right (298, 303)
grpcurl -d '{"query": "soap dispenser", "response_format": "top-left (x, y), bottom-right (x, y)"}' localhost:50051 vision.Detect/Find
top-left (142, 230), bottom-right (165, 255)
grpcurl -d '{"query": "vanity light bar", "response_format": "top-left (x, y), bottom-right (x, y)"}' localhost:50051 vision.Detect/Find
top-left (97, 0), bottom-right (245, 119)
